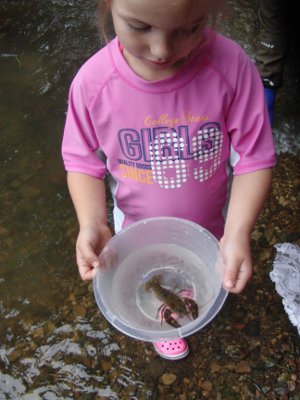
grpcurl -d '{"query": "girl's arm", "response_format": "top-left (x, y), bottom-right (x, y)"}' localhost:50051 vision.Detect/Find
top-left (220, 168), bottom-right (273, 293)
top-left (67, 172), bottom-right (112, 281)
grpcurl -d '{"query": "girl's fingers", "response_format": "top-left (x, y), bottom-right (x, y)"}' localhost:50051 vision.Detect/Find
top-left (223, 258), bottom-right (252, 293)
top-left (76, 246), bottom-right (99, 281)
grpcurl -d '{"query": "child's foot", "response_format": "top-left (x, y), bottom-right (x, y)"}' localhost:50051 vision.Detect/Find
top-left (153, 339), bottom-right (189, 360)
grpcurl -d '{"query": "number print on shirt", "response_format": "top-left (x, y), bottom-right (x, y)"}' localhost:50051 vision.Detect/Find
top-left (149, 130), bottom-right (188, 189)
top-left (149, 122), bottom-right (223, 189)
top-left (192, 124), bottom-right (223, 184)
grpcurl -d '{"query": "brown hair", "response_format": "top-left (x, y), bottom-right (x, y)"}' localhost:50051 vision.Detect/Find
top-left (96, 0), bottom-right (226, 43)
top-left (97, 0), bottom-right (113, 43)
top-left (180, 0), bottom-right (226, 28)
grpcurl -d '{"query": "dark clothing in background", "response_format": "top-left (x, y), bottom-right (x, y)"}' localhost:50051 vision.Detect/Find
top-left (255, 0), bottom-right (292, 88)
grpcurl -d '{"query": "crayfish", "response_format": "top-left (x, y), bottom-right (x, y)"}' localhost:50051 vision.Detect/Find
top-left (144, 274), bottom-right (198, 328)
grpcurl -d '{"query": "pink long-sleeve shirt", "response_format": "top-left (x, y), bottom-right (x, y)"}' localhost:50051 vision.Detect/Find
top-left (62, 29), bottom-right (276, 239)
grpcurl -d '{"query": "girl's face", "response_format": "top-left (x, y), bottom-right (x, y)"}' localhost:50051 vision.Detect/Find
top-left (110, 0), bottom-right (207, 81)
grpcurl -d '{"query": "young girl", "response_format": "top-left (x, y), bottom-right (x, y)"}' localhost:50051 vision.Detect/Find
top-left (62, 0), bottom-right (276, 360)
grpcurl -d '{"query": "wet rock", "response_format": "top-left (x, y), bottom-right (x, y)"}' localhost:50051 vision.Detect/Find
top-left (7, 348), bottom-right (22, 362)
top-left (278, 196), bottom-right (289, 207)
top-left (235, 360), bottom-right (252, 373)
top-left (72, 304), bottom-right (87, 318)
top-left (259, 247), bottom-right (272, 262)
top-left (45, 321), bottom-right (56, 333)
top-left (200, 380), bottom-right (213, 392)
top-left (101, 360), bottom-right (112, 371)
top-left (161, 373), bottom-right (177, 385)
top-left (273, 381), bottom-right (289, 396)
top-left (291, 373), bottom-right (297, 382)
top-left (143, 358), bottom-right (165, 379)
top-left (68, 293), bottom-right (76, 302)
top-left (32, 326), bottom-right (44, 338)
top-left (210, 360), bottom-right (222, 372)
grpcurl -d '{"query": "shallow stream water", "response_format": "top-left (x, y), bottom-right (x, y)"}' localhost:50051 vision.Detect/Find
top-left (0, 1), bottom-right (299, 399)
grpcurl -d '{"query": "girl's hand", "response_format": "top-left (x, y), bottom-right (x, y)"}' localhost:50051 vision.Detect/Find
top-left (219, 232), bottom-right (253, 293)
top-left (76, 225), bottom-right (112, 281)
top-left (220, 169), bottom-right (272, 293)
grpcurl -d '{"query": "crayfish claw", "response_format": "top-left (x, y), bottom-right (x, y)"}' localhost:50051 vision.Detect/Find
top-left (162, 309), bottom-right (181, 328)
top-left (183, 298), bottom-right (199, 319)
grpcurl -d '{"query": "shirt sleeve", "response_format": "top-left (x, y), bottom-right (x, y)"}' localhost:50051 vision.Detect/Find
top-left (61, 75), bottom-right (107, 179)
top-left (226, 49), bottom-right (276, 174)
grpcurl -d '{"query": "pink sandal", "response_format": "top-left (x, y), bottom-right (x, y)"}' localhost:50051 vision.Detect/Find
top-left (153, 339), bottom-right (189, 360)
